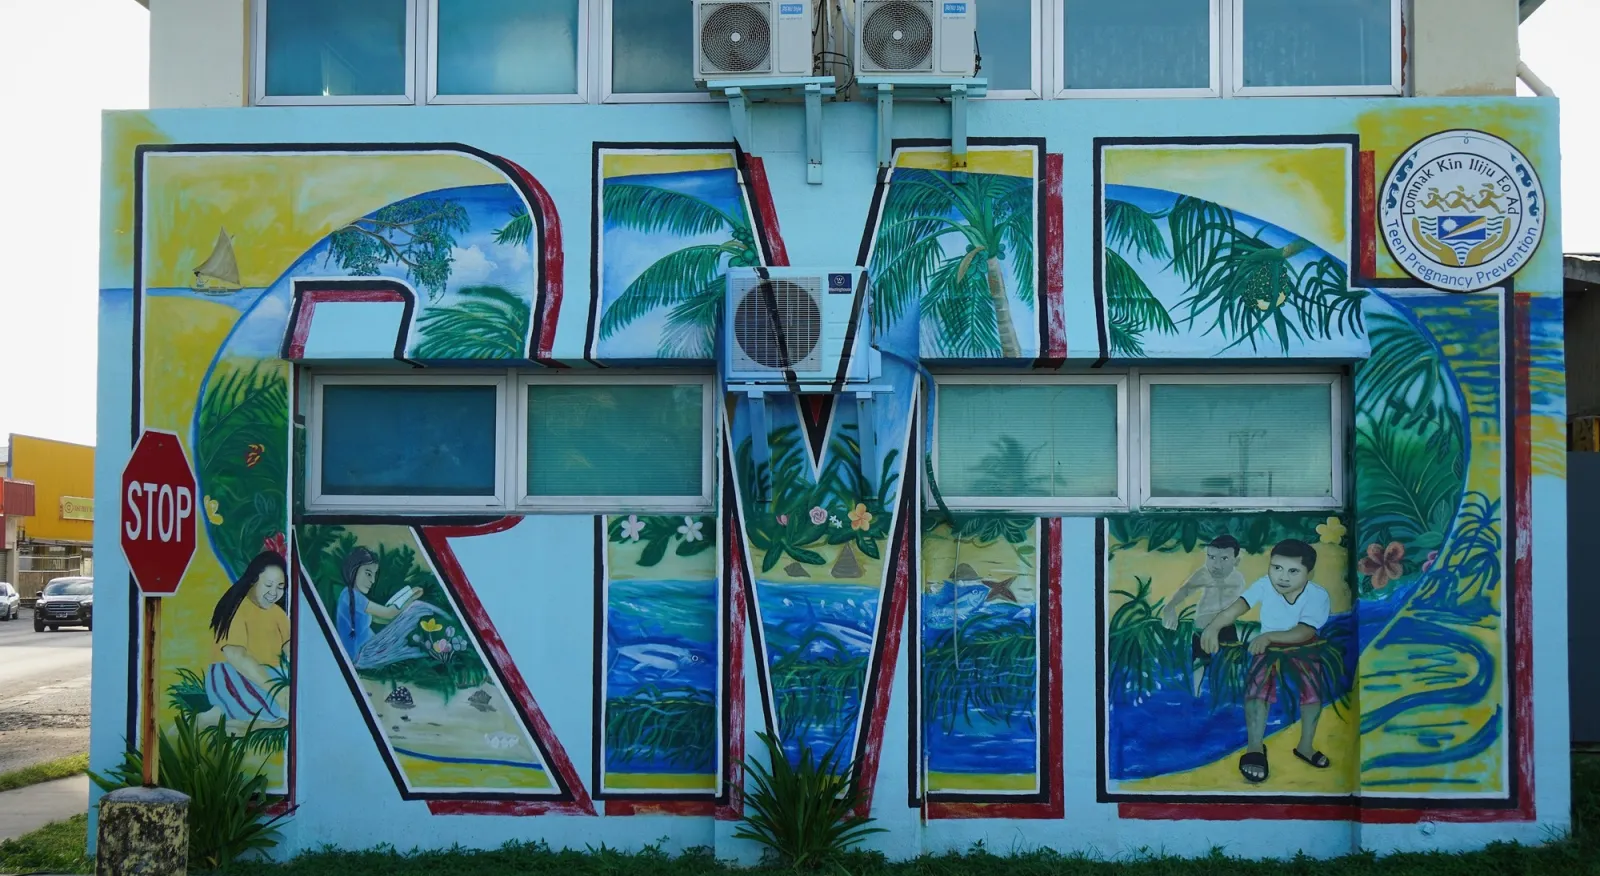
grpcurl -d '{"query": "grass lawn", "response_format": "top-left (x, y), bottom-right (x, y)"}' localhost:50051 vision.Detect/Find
top-left (6, 756), bottom-right (1596, 875)
top-left (0, 753), bottom-right (88, 793)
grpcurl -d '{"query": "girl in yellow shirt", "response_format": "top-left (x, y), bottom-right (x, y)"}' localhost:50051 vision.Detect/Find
top-left (199, 550), bottom-right (290, 735)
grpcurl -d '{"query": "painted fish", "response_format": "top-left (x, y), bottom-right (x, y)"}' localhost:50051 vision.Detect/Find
top-left (616, 643), bottom-right (707, 677)
top-left (922, 587), bottom-right (990, 630)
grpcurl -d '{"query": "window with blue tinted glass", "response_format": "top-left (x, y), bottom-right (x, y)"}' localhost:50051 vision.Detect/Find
top-left (436, 0), bottom-right (581, 96)
top-left (264, 0), bottom-right (411, 98)
top-left (526, 383), bottom-right (707, 500)
top-left (611, 0), bottom-right (698, 94)
top-left (1241, 0), bottom-right (1392, 89)
top-left (320, 384), bottom-right (500, 497)
top-left (937, 383), bottom-right (1120, 501)
top-left (1062, 0), bottom-right (1211, 91)
top-left (977, 0), bottom-right (1034, 92)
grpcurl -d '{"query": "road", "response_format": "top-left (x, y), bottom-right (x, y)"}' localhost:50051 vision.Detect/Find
top-left (0, 609), bottom-right (92, 775)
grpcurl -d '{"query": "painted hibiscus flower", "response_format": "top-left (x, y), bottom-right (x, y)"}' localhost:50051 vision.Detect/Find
top-left (848, 503), bottom-right (873, 532)
top-left (1358, 541), bottom-right (1406, 590)
top-left (262, 532), bottom-right (288, 555)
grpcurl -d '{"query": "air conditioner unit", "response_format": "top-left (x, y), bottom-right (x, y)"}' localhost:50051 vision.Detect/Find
top-left (694, 0), bottom-right (815, 81)
top-left (724, 267), bottom-right (878, 386)
top-left (855, 0), bottom-right (977, 78)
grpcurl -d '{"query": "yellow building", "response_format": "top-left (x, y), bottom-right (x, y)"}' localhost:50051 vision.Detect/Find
top-left (4, 435), bottom-right (94, 599)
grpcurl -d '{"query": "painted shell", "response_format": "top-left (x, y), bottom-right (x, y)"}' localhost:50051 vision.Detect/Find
top-left (385, 686), bottom-right (415, 709)
top-left (468, 689), bottom-right (496, 712)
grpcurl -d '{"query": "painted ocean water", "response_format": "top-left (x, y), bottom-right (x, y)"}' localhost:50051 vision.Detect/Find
top-left (604, 578), bottom-right (718, 775)
top-left (756, 580), bottom-right (880, 766)
top-left (922, 582), bottom-right (1039, 777)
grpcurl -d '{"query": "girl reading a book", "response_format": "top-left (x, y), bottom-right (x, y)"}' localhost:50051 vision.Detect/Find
top-left (201, 550), bottom-right (290, 734)
top-left (334, 547), bottom-right (439, 670)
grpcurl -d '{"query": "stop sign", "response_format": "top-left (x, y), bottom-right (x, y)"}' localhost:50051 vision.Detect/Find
top-left (120, 430), bottom-right (198, 597)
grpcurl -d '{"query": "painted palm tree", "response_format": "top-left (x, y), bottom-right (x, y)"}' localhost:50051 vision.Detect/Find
top-left (597, 179), bottom-right (759, 358)
top-left (870, 169), bottom-right (1035, 359)
top-left (1104, 194), bottom-right (1367, 355)
top-left (413, 285), bottom-right (532, 360)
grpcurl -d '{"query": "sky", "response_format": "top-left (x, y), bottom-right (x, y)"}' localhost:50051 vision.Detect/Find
top-left (0, 0), bottom-right (1593, 449)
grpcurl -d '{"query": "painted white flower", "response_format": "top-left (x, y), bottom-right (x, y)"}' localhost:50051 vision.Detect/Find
top-left (678, 517), bottom-right (704, 542)
top-left (619, 515), bottom-right (645, 542)
top-left (829, 515), bottom-right (842, 528)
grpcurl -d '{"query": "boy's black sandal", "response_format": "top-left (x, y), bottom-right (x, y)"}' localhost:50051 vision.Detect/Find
top-left (1293, 749), bottom-right (1331, 769)
top-left (1239, 750), bottom-right (1268, 783)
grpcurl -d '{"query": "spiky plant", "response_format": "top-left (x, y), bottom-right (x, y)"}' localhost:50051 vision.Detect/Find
top-left (735, 732), bottom-right (884, 869)
top-left (196, 361), bottom-right (289, 578)
top-left (597, 178), bottom-right (759, 357)
top-left (413, 285), bottom-right (531, 360)
top-left (870, 168), bottom-right (1035, 358)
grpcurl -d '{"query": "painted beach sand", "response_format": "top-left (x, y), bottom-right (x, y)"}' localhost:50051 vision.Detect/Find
top-left (602, 578), bottom-right (719, 792)
top-left (361, 675), bottom-right (550, 790)
top-left (920, 519), bottom-right (1041, 794)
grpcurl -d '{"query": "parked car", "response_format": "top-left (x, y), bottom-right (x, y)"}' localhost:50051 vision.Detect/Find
top-left (0, 583), bottom-right (17, 621)
top-left (34, 577), bottom-right (93, 632)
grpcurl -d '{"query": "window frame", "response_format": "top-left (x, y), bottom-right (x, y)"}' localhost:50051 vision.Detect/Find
top-left (1225, 0), bottom-right (1403, 98)
top-left (930, 373), bottom-right (1131, 514)
top-left (514, 372), bottom-right (718, 514)
top-left (973, 0), bottom-right (1045, 100)
top-left (253, 0), bottom-right (420, 107)
top-left (598, 0), bottom-right (715, 105)
top-left (1136, 371), bottom-right (1345, 511)
top-left (305, 371), bottom-right (511, 514)
top-left (425, 0), bottom-right (591, 105)
top-left (1050, 0), bottom-right (1221, 99)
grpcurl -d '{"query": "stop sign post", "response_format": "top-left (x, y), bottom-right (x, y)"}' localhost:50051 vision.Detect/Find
top-left (120, 429), bottom-right (199, 787)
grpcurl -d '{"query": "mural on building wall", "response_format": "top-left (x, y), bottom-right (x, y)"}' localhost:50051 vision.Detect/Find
top-left (1097, 142), bottom-right (1368, 359)
top-left (129, 146), bottom-right (552, 801)
top-left (589, 148), bottom-right (765, 361)
top-left (597, 514), bottom-right (721, 796)
top-left (868, 145), bottom-right (1043, 361)
top-left (296, 523), bottom-right (564, 794)
top-left (1353, 291), bottom-right (1511, 798)
top-left (736, 405), bottom-right (901, 769)
top-left (918, 517), bottom-right (1045, 796)
top-left (1102, 514), bottom-right (1358, 797)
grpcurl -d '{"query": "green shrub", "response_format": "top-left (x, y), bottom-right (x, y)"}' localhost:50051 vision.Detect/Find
top-left (90, 712), bottom-right (293, 869)
top-left (734, 731), bottom-right (883, 869)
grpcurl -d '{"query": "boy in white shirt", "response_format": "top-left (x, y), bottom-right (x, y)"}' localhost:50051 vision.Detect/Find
top-left (1199, 539), bottom-right (1331, 784)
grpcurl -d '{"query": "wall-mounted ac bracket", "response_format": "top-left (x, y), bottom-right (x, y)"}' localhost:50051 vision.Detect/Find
top-left (856, 77), bottom-right (988, 183)
top-left (732, 383), bottom-right (895, 504)
top-left (705, 76), bottom-right (838, 185)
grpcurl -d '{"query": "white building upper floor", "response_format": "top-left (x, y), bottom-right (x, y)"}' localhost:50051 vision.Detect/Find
top-left (132, 0), bottom-right (1550, 110)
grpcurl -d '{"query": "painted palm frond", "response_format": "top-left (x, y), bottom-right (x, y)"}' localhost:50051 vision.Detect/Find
top-left (197, 362), bottom-right (289, 578)
top-left (599, 243), bottom-right (739, 340)
top-left (659, 275), bottom-right (725, 358)
top-left (413, 285), bottom-right (531, 360)
top-left (1105, 199), bottom-right (1170, 261)
top-left (1104, 249), bottom-right (1177, 356)
top-left (494, 207), bottom-right (533, 248)
top-left (604, 182), bottom-right (745, 237)
top-left (1166, 196), bottom-right (1236, 285)
top-left (1357, 311), bottom-right (1458, 432)
top-left (922, 250), bottom-right (1003, 357)
top-left (1355, 421), bottom-right (1463, 554)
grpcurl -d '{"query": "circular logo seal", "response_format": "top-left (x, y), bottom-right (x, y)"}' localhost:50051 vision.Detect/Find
top-left (1380, 129), bottom-right (1545, 292)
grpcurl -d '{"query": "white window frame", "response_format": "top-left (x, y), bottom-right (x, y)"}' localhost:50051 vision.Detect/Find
top-left (930, 373), bottom-right (1131, 514)
top-left (426, 0), bottom-right (591, 105)
top-left (1050, 0), bottom-right (1221, 99)
top-left (253, 0), bottom-right (420, 107)
top-left (974, 0), bottom-right (1045, 100)
top-left (1049, 0), bottom-right (1402, 99)
top-left (515, 373), bottom-right (718, 514)
top-left (1137, 371), bottom-right (1344, 511)
top-left (306, 372), bottom-right (510, 514)
top-left (598, 0), bottom-right (715, 104)
top-left (1225, 0), bottom-right (1403, 97)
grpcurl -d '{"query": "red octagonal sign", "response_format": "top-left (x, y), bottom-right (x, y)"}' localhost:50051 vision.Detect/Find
top-left (121, 430), bottom-right (198, 597)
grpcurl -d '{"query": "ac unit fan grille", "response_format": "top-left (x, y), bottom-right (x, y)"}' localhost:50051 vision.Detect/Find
top-left (862, 0), bottom-right (934, 71)
top-left (733, 280), bottom-right (822, 370)
top-left (700, 2), bottom-right (773, 74)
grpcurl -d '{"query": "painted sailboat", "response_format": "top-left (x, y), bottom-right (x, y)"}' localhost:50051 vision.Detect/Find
top-left (191, 228), bottom-right (242, 295)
